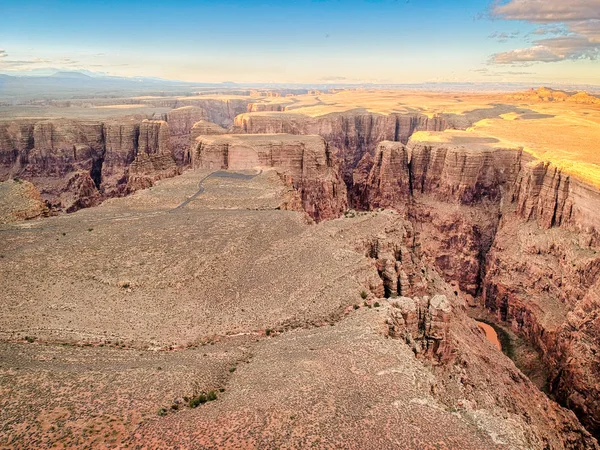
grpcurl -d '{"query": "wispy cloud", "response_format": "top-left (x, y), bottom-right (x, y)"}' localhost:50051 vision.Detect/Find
top-left (470, 67), bottom-right (533, 76)
top-left (0, 56), bottom-right (54, 70)
top-left (0, 50), bottom-right (7, 58)
top-left (489, 0), bottom-right (600, 64)
top-left (492, 0), bottom-right (600, 22)
top-left (528, 26), bottom-right (568, 36)
top-left (488, 31), bottom-right (520, 42)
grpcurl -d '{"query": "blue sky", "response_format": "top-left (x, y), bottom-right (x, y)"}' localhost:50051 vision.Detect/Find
top-left (1, 0), bottom-right (599, 84)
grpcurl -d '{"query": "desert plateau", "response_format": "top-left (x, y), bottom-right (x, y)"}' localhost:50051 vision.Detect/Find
top-left (2, 0), bottom-right (600, 448)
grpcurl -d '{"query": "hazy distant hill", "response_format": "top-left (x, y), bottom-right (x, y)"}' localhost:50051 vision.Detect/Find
top-left (0, 71), bottom-right (599, 104)
top-left (0, 72), bottom-right (202, 103)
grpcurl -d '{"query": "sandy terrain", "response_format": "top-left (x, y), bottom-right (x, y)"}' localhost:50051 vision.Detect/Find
top-left (252, 89), bottom-right (600, 188)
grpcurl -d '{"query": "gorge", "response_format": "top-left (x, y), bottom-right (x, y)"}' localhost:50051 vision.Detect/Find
top-left (1, 89), bottom-right (599, 448)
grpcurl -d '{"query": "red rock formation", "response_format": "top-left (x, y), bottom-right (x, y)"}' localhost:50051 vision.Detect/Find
top-left (247, 103), bottom-right (289, 112)
top-left (147, 98), bottom-right (250, 127)
top-left (386, 295), bottom-right (454, 363)
top-left (0, 178), bottom-right (47, 223)
top-left (350, 132), bottom-right (600, 436)
top-left (354, 141), bottom-right (411, 209)
top-left (127, 120), bottom-right (178, 192)
top-left (235, 111), bottom-right (449, 187)
top-left (192, 134), bottom-right (348, 221)
top-left (190, 120), bottom-right (228, 139)
top-left (0, 117), bottom-right (181, 211)
top-left (166, 106), bottom-right (207, 136)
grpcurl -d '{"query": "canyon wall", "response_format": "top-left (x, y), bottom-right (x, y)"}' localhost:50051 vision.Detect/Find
top-left (234, 112), bottom-right (449, 187)
top-left (0, 95), bottom-right (249, 212)
top-left (353, 134), bottom-right (600, 437)
top-left (0, 117), bottom-right (179, 211)
top-left (147, 98), bottom-right (250, 127)
top-left (192, 134), bottom-right (348, 221)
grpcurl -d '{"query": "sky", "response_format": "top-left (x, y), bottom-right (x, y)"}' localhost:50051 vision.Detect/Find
top-left (0, 0), bottom-right (599, 85)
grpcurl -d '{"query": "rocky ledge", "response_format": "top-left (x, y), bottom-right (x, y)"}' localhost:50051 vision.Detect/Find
top-left (192, 134), bottom-right (348, 221)
top-left (351, 130), bottom-right (600, 436)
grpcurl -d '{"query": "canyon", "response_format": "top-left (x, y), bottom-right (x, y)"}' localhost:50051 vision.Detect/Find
top-left (1, 88), bottom-right (600, 448)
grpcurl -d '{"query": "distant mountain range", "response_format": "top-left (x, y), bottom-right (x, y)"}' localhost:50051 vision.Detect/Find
top-left (0, 70), bottom-right (599, 103)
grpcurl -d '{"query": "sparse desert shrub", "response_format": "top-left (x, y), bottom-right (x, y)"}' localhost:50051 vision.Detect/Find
top-left (219, 388), bottom-right (225, 392)
top-left (157, 408), bottom-right (167, 416)
top-left (353, 304), bottom-right (359, 310)
top-left (13, 177), bottom-right (22, 184)
top-left (265, 328), bottom-right (271, 336)
top-left (171, 403), bottom-right (179, 410)
top-left (189, 394), bottom-right (207, 408)
top-left (88, 228), bottom-right (93, 232)
top-left (374, 302), bottom-right (380, 308)
top-left (229, 367), bottom-right (236, 373)
top-left (24, 336), bottom-right (35, 343)
top-left (207, 391), bottom-right (217, 401)
top-left (360, 290), bottom-right (368, 299)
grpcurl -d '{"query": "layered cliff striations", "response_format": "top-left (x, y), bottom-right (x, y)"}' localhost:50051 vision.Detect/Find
top-left (0, 118), bottom-right (179, 212)
top-left (235, 111), bottom-right (449, 187)
top-left (353, 131), bottom-right (600, 436)
top-left (192, 134), bottom-right (347, 221)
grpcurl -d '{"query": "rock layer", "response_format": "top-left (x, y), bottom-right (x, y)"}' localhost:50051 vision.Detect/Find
top-left (353, 132), bottom-right (600, 437)
top-left (192, 134), bottom-right (348, 221)
top-left (235, 111), bottom-right (449, 187)
top-left (0, 118), bottom-right (179, 212)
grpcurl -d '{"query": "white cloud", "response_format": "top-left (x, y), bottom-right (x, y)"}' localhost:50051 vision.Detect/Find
top-left (492, 0), bottom-right (600, 23)
top-left (490, 0), bottom-right (600, 63)
top-left (489, 31), bottom-right (520, 42)
top-left (0, 50), bottom-right (7, 58)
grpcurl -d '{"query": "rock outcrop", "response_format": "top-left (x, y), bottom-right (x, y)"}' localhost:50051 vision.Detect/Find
top-left (235, 111), bottom-right (449, 187)
top-left (0, 118), bottom-right (179, 212)
top-left (0, 178), bottom-right (47, 224)
top-left (386, 295), bottom-right (454, 363)
top-left (149, 98), bottom-right (250, 127)
top-left (190, 120), bottom-right (227, 139)
top-left (350, 131), bottom-right (600, 437)
top-left (166, 106), bottom-right (207, 136)
top-left (247, 103), bottom-right (290, 112)
top-left (506, 87), bottom-right (600, 105)
top-left (192, 134), bottom-right (347, 221)
top-left (167, 107), bottom-right (208, 164)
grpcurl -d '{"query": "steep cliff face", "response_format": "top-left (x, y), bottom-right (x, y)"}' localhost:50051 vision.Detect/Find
top-left (353, 141), bottom-right (411, 210)
top-left (234, 112), bottom-right (449, 187)
top-left (148, 98), bottom-right (250, 127)
top-left (358, 215), bottom-right (598, 449)
top-left (512, 156), bottom-right (600, 244)
top-left (23, 120), bottom-right (106, 179)
top-left (103, 120), bottom-right (139, 181)
top-left (166, 106), bottom-right (207, 136)
top-left (192, 134), bottom-right (348, 221)
top-left (0, 118), bottom-right (179, 212)
top-left (247, 103), bottom-right (289, 112)
top-left (353, 133), bottom-right (600, 437)
top-left (166, 106), bottom-right (208, 165)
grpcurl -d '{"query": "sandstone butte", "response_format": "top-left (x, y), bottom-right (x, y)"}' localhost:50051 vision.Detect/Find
top-left (1, 87), bottom-right (600, 449)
